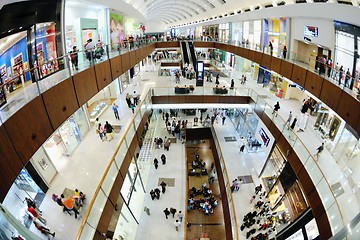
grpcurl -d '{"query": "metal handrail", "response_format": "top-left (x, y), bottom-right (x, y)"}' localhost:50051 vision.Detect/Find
top-left (75, 90), bottom-right (150, 240)
top-left (210, 126), bottom-right (239, 240)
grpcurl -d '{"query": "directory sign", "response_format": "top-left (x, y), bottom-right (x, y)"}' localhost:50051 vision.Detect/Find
top-left (196, 61), bottom-right (204, 86)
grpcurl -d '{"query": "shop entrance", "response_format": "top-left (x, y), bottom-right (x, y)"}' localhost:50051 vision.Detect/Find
top-left (3, 168), bottom-right (45, 230)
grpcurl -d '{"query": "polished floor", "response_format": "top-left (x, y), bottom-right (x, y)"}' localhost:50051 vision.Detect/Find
top-left (4, 56), bottom-right (360, 239)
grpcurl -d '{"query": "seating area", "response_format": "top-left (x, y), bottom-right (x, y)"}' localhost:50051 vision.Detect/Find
top-left (213, 86), bottom-right (228, 94)
top-left (186, 139), bottom-right (226, 239)
top-left (174, 85), bottom-right (195, 94)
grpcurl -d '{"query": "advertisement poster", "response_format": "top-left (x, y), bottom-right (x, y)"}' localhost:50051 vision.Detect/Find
top-left (109, 10), bottom-right (125, 50)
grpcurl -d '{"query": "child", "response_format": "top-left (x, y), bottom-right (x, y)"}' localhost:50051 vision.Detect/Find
top-left (130, 104), bottom-right (135, 114)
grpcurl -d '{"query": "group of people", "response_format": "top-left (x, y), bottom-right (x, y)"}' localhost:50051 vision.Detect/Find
top-left (83, 38), bottom-right (105, 65)
top-left (241, 184), bottom-right (275, 239)
top-left (163, 208), bottom-right (184, 231)
top-left (25, 197), bottom-right (56, 237)
top-left (187, 184), bottom-right (218, 215)
top-left (95, 118), bottom-right (115, 142)
top-left (153, 153), bottom-right (167, 169)
top-left (125, 91), bottom-right (140, 114)
top-left (164, 113), bottom-right (187, 143)
top-left (51, 189), bottom-right (86, 221)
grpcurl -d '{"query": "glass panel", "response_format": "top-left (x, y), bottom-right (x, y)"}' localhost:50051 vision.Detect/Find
top-left (113, 200), bottom-right (138, 240)
top-left (152, 87), bottom-right (169, 96)
top-left (128, 172), bottom-right (146, 221)
top-left (315, 178), bottom-right (335, 211)
top-left (121, 167), bottom-right (135, 204)
top-left (73, 107), bottom-right (90, 137)
top-left (86, 189), bottom-right (107, 228)
top-left (79, 222), bottom-right (96, 240)
top-left (134, 112), bottom-right (141, 129)
top-left (327, 202), bottom-right (344, 235)
top-left (293, 138), bottom-right (311, 163)
top-left (115, 141), bottom-right (128, 167)
top-left (101, 161), bottom-right (119, 196)
top-left (303, 156), bottom-right (323, 186)
top-left (125, 124), bottom-right (136, 145)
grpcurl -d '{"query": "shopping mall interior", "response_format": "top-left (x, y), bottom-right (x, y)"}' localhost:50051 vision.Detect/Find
top-left (1, 0), bottom-right (360, 240)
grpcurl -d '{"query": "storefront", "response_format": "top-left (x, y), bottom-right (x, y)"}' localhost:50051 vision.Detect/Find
top-left (87, 80), bottom-right (119, 124)
top-left (65, 0), bottom-right (106, 59)
top-left (2, 167), bottom-right (46, 236)
top-left (334, 21), bottom-right (360, 91)
top-left (242, 20), bottom-right (262, 49)
top-left (43, 107), bottom-right (90, 173)
top-left (202, 24), bottom-right (219, 40)
top-left (260, 146), bottom-right (309, 233)
top-left (263, 18), bottom-right (287, 57)
top-left (231, 21), bottom-right (242, 45)
top-left (219, 23), bottom-right (231, 43)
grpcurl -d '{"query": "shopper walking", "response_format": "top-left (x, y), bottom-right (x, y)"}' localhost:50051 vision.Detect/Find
top-left (160, 181), bottom-right (167, 193)
top-left (282, 45), bottom-right (287, 59)
top-left (177, 211), bottom-right (184, 223)
top-left (112, 103), bottom-right (120, 120)
top-left (27, 207), bottom-right (46, 224)
top-left (174, 220), bottom-right (181, 231)
top-left (338, 66), bottom-right (344, 86)
top-left (33, 221), bottom-right (55, 237)
top-left (215, 73), bottom-right (220, 85)
top-left (150, 190), bottom-right (156, 200)
top-left (97, 123), bottom-right (106, 141)
top-left (163, 208), bottom-right (170, 219)
top-left (222, 116), bottom-right (226, 125)
top-left (290, 117), bottom-right (297, 130)
top-left (161, 154), bottom-right (166, 165)
top-left (125, 93), bottom-right (132, 108)
top-left (269, 41), bottom-right (273, 56)
top-left (154, 188), bottom-right (161, 199)
top-left (153, 158), bottom-right (158, 169)
top-left (104, 121), bottom-right (114, 141)
top-left (132, 91), bottom-right (139, 106)
top-left (272, 102), bottom-right (280, 117)
top-left (315, 143), bottom-right (324, 159)
top-left (170, 207), bottom-right (177, 218)
top-left (70, 46), bottom-right (79, 70)
top-left (230, 79), bottom-right (234, 89)
top-left (285, 111), bottom-right (292, 129)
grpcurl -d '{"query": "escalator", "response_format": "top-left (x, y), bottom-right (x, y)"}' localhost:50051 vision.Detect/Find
top-left (181, 41), bottom-right (190, 66)
top-left (162, 50), bottom-right (169, 58)
top-left (187, 41), bottom-right (197, 71)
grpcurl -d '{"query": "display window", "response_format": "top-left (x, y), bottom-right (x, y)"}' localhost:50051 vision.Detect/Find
top-left (260, 146), bottom-right (287, 193)
top-left (3, 168), bottom-right (45, 233)
top-left (264, 162), bottom-right (309, 233)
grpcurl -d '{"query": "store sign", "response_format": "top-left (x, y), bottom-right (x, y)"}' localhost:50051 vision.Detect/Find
top-left (304, 26), bottom-right (318, 37)
top-left (289, 83), bottom-right (305, 91)
top-left (259, 128), bottom-right (270, 147)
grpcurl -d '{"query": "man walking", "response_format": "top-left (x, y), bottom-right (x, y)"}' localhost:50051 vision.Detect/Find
top-left (160, 181), bottom-right (167, 193)
top-left (174, 220), bottom-right (181, 231)
top-left (170, 207), bottom-right (177, 218)
top-left (285, 111), bottom-right (292, 129)
top-left (315, 143), bottom-right (324, 159)
top-left (154, 188), bottom-right (161, 199)
top-left (154, 158), bottom-right (158, 169)
top-left (112, 103), bottom-right (120, 120)
top-left (177, 211), bottom-right (184, 222)
top-left (161, 154), bottom-right (166, 165)
top-left (163, 208), bottom-right (170, 219)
